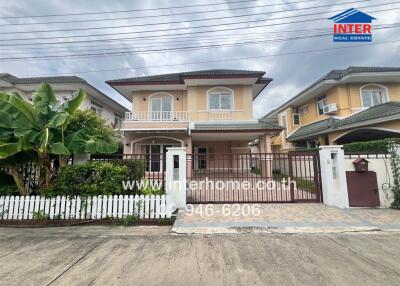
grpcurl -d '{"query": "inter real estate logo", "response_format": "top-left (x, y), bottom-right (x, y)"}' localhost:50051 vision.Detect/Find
top-left (329, 8), bottom-right (376, 42)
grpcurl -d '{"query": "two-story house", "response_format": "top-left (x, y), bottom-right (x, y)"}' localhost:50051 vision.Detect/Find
top-left (263, 67), bottom-right (400, 151)
top-left (107, 69), bottom-right (281, 172)
top-left (0, 73), bottom-right (128, 128)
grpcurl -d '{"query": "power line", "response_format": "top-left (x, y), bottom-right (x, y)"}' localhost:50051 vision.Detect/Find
top-left (1, 25), bottom-right (398, 61)
top-left (18, 39), bottom-right (400, 77)
top-left (0, 0), bottom-right (371, 34)
top-left (2, 2), bottom-right (392, 41)
top-left (0, 32), bottom-right (331, 61)
top-left (0, 0), bottom-right (259, 18)
top-left (1, 23), bottom-right (397, 59)
top-left (0, 4), bottom-right (396, 46)
top-left (0, 27), bottom-right (336, 52)
top-left (0, 0), bottom-right (326, 26)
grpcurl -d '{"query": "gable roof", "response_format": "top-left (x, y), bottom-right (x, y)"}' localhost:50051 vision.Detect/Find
top-left (329, 8), bottom-right (376, 23)
top-left (0, 73), bottom-right (85, 84)
top-left (0, 73), bottom-right (128, 112)
top-left (107, 69), bottom-right (270, 84)
top-left (287, 102), bottom-right (400, 141)
top-left (262, 66), bottom-right (400, 120)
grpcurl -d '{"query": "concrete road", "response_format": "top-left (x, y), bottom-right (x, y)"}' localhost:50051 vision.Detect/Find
top-left (0, 226), bottom-right (399, 286)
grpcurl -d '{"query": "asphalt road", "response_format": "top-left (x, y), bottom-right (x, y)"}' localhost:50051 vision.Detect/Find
top-left (0, 226), bottom-right (399, 286)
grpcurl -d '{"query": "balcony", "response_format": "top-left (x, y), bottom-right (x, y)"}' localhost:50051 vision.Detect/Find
top-left (125, 111), bottom-right (189, 122)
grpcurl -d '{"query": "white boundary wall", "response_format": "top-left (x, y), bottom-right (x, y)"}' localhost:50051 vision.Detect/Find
top-left (0, 195), bottom-right (175, 220)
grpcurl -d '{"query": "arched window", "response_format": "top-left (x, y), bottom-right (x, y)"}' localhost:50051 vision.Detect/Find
top-left (360, 84), bottom-right (389, 108)
top-left (207, 87), bottom-right (234, 110)
top-left (149, 92), bottom-right (173, 120)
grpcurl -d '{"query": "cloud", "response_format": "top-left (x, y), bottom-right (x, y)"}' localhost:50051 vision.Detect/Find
top-left (0, 0), bottom-right (399, 114)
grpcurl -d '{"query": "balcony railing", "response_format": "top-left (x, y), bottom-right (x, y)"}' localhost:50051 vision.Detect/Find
top-left (125, 111), bottom-right (189, 121)
top-left (208, 111), bottom-right (232, 120)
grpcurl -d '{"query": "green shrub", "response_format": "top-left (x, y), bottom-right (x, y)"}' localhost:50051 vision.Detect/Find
top-left (343, 138), bottom-right (400, 153)
top-left (52, 162), bottom-right (130, 196)
top-left (113, 159), bottom-right (145, 181)
top-left (0, 185), bottom-right (19, 196)
top-left (0, 170), bottom-right (19, 196)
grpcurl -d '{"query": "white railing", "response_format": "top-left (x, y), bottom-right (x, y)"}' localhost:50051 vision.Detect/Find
top-left (125, 111), bottom-right (189, 121)
top-left (0, 195), bottom-right (174, 220)
top-left (208, 111), bottom-right (232, 120)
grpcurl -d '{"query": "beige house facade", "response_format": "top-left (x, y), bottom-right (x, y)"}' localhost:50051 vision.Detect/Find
top-left (262, 67), bottom-right (400, 151)
top-left (107, 69), bottom-right (281, 172)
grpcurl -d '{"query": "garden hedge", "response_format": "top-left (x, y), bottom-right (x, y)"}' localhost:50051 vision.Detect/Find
top-left (46, 160), bottom-right (145, 197)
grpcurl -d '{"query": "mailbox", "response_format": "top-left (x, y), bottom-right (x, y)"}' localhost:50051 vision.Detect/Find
top-left (353, 158), bottom-right (369, 172)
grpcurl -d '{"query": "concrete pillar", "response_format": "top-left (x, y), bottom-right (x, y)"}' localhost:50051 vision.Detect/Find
top-left (259, 134), bottom-right (273, 178)
top-left (319, 145), bottom-right (349, 208)
top-left (166, 147), bottom-right (187, 209)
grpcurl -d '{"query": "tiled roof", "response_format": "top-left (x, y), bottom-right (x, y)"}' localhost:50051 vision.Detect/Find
top-left (287, 102), bottom-right (400, 141)
top-left (287, 118), bottom-right (338, 141)
top-left (107, 69), bottom-right (268, 84)
top-left (193, 120), bottom-right (282, 132)
top-left (336, 102), bottom-right (400, 127)
top-left (262, 66), bottom-right (400, 120)
top-left (0, 73), bottom-right (85, 84)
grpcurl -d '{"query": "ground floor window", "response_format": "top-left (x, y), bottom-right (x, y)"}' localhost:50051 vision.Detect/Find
top-left (143, 144), bottom-right (175, 172)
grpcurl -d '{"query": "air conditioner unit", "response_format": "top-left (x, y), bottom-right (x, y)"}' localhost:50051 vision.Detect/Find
top-left (323, 103), bottom-right (337, 114)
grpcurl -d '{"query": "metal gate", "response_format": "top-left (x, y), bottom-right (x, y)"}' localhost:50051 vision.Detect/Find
top-left (186, 152), bottom-right (321, 203)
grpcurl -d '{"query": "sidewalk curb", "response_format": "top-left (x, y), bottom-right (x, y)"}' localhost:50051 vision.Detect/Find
top-left (171, 226), bottom-right (381, 235)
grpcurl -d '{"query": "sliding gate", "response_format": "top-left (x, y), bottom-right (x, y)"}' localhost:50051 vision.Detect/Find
top-left (186, 152), bottom-right (321, 203)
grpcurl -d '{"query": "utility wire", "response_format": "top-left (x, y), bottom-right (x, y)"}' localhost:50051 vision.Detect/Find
top-left (0, 0), bottom-right (372, 34)
top-left (1, 25), bottom-right (398, 61)
top-left (1, 24), bottom-right (397, 58)
top-left (2, 2), bottom-right (393, 41)
top-left (18, 39), bottom-right (400, 77)
top-left (0, 4), bottom-right (396, 46)
top-left (0, 0), bottom-right (327, 26)
top-left (0, 27), bottom-right (337, 52)
top-left (0, 0), bottom-right (259, 18)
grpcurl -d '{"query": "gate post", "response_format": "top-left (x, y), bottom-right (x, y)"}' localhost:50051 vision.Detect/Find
top-left (166, 147), bottom-right (187, 209)
top-left (319, 146), bottom-right (349, 208)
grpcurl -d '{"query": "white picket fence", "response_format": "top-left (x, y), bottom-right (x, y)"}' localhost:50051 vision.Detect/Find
top-left (0, 195), bottom-right (175, 220)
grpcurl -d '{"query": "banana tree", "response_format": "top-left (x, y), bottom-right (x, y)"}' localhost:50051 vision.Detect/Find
top-left (0, 83), bottom-right (117, 194)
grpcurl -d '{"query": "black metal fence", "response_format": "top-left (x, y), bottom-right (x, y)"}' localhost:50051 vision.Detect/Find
top-left (186, 152), bottom-right (321, 203)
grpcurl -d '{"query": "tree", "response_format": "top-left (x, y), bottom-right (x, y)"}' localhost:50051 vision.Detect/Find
top-left (65, 109), bottom-right (121, 156)
top-left (0, 83), bottom-right (118, 194)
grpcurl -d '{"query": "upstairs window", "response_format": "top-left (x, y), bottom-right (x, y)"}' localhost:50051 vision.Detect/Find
top-left (280, 114), bottom-right (288, 138)
top-left (317, 95), bottom-right (327, 116)
top-left (114, 113), bottom-right (122, 128)
top-left (360, 85), bottom-right (389, 108)
top-left (293, 114), bottom-right (300, 125)
top-left (91, 101), bottom-right (103, 116)
top-left (207, 87), bottom-right (233, 110)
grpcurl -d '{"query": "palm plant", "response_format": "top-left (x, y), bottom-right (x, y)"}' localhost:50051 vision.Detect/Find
top-left (0, 83), bottom-right (117, 194)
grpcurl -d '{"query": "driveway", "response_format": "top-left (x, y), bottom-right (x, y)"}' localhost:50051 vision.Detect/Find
top-left (0, 226), bottom-right (399, 286)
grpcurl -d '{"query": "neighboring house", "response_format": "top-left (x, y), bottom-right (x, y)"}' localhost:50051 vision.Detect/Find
top-left (106, 69), bottom-right (281, 171)
top-left (262, 67), bottom-right (400, 151)
top-left (0, 73), bottom-right (128, 128)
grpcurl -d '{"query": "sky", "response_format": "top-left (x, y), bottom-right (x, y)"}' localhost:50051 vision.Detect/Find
top-left (0, 0), bottom-right (399, 118)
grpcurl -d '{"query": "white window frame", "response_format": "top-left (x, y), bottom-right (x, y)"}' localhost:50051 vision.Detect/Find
top-left (316, 95), bottom-right (327, 116)
top-left (114, 113), bottom-right (122, 129)
top-left (206, 86), bottom-right (234, 111)
top-left (280, 113), bottom-right (288, 139)
top-left (292, 113), bottom-right (300, 126)
top-left (91, 101), bottom-right (103, 116)
top-left (149, 92), bottom-right (174, 121)
top-left (359, 84), bottom-right (389, 108)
